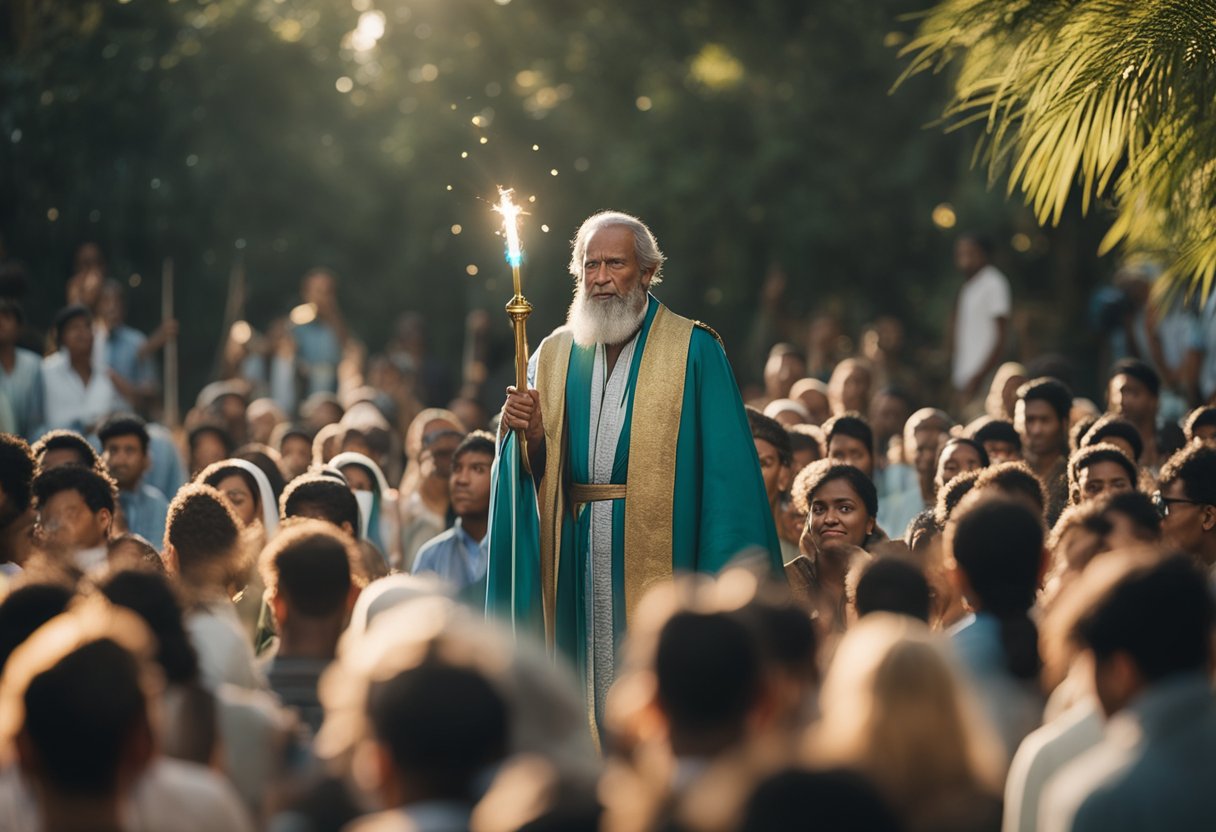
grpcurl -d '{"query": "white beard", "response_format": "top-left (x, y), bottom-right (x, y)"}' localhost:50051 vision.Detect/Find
top-left (566, 282), bottom-right (647, 348)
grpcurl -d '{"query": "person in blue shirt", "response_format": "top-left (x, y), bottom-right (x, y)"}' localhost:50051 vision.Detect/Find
top-left (412, 431), bottom-right (494, 591)
top-left (0, 299), bottom-right (43, 439)
top-left (98, 413), bottom-right (169, 551)
top-left (1041, 555), bottom-right (1216, 832)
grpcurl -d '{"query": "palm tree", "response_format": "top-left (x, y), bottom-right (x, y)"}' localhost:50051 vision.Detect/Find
top-left (898, 0), bottom-right (1216, 300)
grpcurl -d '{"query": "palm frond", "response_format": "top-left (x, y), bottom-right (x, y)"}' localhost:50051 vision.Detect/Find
top-left (897, 0), bottom-right (1216, 300)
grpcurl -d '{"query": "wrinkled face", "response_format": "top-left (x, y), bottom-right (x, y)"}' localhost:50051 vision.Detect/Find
top-left (936, 442), bottom-right (984, 490)
top-left (581, 225), bottom-right (650, 303)
top-left (102, 434), bottom-right (146, 491)
top-left (1016, 399), bottom-right (1064, 458)
top-left (280, 436), bottom-right (312, 479)
top-left (828, 434), bottom-right (874, 478)
top-left (35, 490), bottom-right (109, 556)
top-left (216, 474), bottom-right (258, 528)
top-left (807, 477), bottom-right (873, 552)
top-left (1107, 374), bottom-right (1156, 424)
top-left (982, 439), bottom-right (1021, 464)
top-left (1077, 460), bottom-right (1133, 504)
top-left (450, 451), bottom-right (493, 518)
top-left (754, 438), bottom-right (788, 504)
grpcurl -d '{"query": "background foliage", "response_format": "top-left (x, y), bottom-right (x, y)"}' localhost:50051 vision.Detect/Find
top-left (1, 0), bottom-right (1116, 402)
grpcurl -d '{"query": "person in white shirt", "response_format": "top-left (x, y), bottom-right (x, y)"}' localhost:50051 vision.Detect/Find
top-left (39, 304), bottom-right (118, 435)
top-left (950, 235), bottom-right (1012, 416)
top-left (162, 483), bottom-right (263, 691)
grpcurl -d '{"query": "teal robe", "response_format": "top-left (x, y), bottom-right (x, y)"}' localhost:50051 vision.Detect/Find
top-left (484, 296), bottom-right (782, 717)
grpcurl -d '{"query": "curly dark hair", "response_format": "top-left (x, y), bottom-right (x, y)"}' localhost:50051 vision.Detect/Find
top-left (32, 464), bottom-right (117, 515)
top-left (260, 519), bottom-right (363, 618)
top-left (97, 414), bottom-right (150, 454)
top-left (973, 461), bottom-right (1046, 515)
top-left (1157, 443), bottom-right (1216, 506)
top-left (791, 460), bottom-right (878, 518)
top-left (1183, 406), bottom-right (1216, 444)
top-left (30, 430), bottom-right (104, 474)
top-left (746, 407), bottom-right (792, 467)
top-left (1016, 377), bottom-right (1073, 422)
top-left (0, 433), bottom-right (35, 516)
top-left (164, 483), bottom-right (242, 585)
top-left (281, 474), bottom-right (360, 534)
top-left (1081, 414), bottom-right (1143, 462)
top-left (935, 468), bottom-right (983, 528)
top-left (1067, 443), bottom-right (1138, 505)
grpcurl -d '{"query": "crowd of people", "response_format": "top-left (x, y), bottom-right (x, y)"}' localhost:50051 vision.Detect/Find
top-left (0, 236), bottom-right (1214, 832)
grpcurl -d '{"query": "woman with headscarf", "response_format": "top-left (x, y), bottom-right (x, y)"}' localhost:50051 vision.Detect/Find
top-left (397, 408), bottom-right (465, 571)
top-left (198, 459), bottom-right (281, 641)
top-left (330, 450), bottom-right (400, 569)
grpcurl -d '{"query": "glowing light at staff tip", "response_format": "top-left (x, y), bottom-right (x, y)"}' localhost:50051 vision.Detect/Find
top-left (494, 188), bottom-right (524, 268)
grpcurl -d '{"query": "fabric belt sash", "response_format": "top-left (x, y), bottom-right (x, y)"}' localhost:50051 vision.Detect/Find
top-left (533, 304), bottom-right (694, 649)
top-left (570, 482), bottom-right (628, 505)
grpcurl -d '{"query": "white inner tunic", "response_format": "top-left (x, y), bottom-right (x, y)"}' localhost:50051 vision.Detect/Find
top-left (585, 331), bottom-right (639, 720)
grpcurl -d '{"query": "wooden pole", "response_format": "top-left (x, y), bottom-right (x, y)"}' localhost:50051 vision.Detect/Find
top-left (162, 257), bottom-right (179, 427)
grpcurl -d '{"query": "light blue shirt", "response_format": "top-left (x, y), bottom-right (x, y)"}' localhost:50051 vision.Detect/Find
top-left (104, 326), bottom-right (156, 410)
top-left (291, 320), bottom-right (340, 395)
top-left (145, 423), bottom-right (186, 503)
top-left (1042, 673), bottom-right (1216, 832)
top-left (119, 483), bottom-right (169, 549)
top-left (951, 611), bottom-right (1045, 761)
top-left (411, 518), bottom-right (488, 590)
top-left (0, 348), bottom-right (43, 439)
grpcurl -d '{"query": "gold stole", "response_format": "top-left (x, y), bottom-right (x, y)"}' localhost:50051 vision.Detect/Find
top-left (533, 304), bottom-right (694, 650)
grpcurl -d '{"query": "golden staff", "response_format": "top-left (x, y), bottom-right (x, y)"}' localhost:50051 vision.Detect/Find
top-left (495, 188), bottom-right (533, 475)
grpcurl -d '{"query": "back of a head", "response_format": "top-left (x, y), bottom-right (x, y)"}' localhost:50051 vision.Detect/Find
top-left (281, 474), bottom-right (360, 535)
top-left (935, 468), bottom-right (982, 528)
top-left (0, 432), bottom-right (35, 519)
top-left (973, 461), bottom-right (1046, 515)
top-left (855, 558), bottom-right (931, 622)
top-left (1101, 490), bottom-right (1161, 542)
top-left (368, 659), bottom-right (509, 802)
top-left (1082, 414), bottom-right (1143, 462)
top-left (165, 483), bottom-right (241, 584)
top-left (23, 640), bottom-right (148, 796)
top-left (0, 607), bottom-right (156, 801)
top-left (99, 568), bottom-right (199, 685)
top-left (947, 496), bottom-right (1044, 679)
top-left (0, 582), bottom-right (74, 675)
top-left (817, 614), bottom-right (1000, 807)
top-left (655, 610), bottom-right (762, 749)
top-left (261, 520), bottom-right (357, 618)
top-left (742, 769), bottom-right (902, 832)
top-left (1076, 554), bottom-right (1214, 684)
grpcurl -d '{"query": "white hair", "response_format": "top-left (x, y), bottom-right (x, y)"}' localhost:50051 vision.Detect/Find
top-left (567, 211), bottom-right (666, 285)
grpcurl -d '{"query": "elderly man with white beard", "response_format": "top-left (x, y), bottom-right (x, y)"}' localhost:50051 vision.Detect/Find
top-left (485, 210), bottom-right (783, 729)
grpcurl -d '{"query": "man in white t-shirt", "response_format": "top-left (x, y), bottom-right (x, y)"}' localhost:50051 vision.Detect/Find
top-left (950, 234), bottom-right (1012, 415)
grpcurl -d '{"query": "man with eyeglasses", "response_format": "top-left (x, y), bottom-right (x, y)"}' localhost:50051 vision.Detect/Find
top-left (1154, 443), bottom-right (1216, 571)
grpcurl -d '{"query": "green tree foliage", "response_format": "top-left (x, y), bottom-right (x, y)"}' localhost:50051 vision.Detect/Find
top-left (899, 0), bottom-right (1216, 301)
top-left (2, 0), bottom-right (1072, 397)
